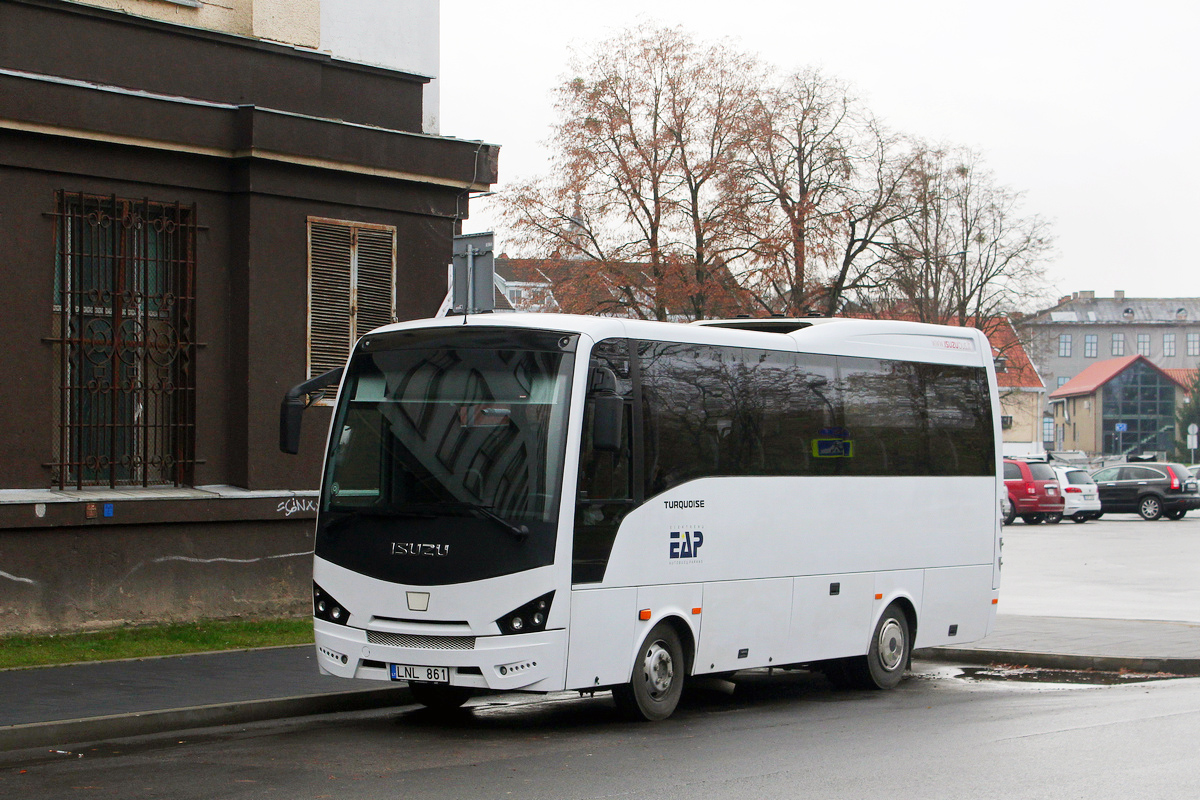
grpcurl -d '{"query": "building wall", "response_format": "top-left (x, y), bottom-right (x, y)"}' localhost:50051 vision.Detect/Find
top-left (74, 0), bottom-right (321, 47)
top-left (999, 388), bottom-right (1043, 455)
top-left (76, 0), bottom-right (442, 133)
top-left (0, 516), bottom-right (315, 634)
top-left (0, 0), bottom-right (495, 634)
top-left (321, 0), bottom-right (440, 132)
top-left (1030, 321), bottom-right (1200, 391)
top-left (1052, 394), bottom-right (1100, 453)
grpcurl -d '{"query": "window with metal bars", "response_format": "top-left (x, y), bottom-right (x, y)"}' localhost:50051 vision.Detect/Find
top-left (307, 218), bottom-right (397, 401)
top-left (51, 191), bottom-right (197, 488)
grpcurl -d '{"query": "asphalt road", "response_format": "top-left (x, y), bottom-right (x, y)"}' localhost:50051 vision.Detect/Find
top-left (997, 513), bottom-right (1200, 622)
top-left (3, 665), bottom-right (1198, 800)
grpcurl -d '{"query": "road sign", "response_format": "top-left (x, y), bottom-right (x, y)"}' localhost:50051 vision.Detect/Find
top-left (1189, 423), bottom-right (1198, 436)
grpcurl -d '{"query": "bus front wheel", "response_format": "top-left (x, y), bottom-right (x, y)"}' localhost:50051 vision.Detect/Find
top-left (613, 622), bottom-right (685, 721)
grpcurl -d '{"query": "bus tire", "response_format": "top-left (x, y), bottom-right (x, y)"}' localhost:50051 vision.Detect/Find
top-left (408, 682), bottom-right (473, 711)
top-left (845, 603), bottom-right (910, 690)
top-left (613, 622), bottom-right (685, 721)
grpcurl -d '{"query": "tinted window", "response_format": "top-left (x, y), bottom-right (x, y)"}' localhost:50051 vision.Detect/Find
top-left (1064, 470), bottom-right (1095, 485)
top-left (1003, 462), bottom-right (1022, 480)
top-left (638, 342), bottom-right (994, 494)
top-left (840, 358), bottom-right (994, 477)
top-left (1126, 467), bottom-right (1165, 481)
top-left (1092, 468), bottom-right (1119, 481)
top-left (1027, 463), bottom-right (1056, 481)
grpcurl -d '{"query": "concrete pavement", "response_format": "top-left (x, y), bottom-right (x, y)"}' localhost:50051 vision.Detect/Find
top-left (2, 516), bottom-right (1198, 751)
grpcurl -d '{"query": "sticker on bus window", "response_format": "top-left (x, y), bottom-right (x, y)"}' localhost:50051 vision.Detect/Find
top-left (813, 439), bottom-right (854, 458)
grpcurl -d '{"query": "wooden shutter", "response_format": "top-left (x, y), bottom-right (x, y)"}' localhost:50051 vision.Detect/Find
top-left (307, 218), bottom-right (396, 393)
top-left (354, 226), bottom-right (397, 338)
top-left (308, 220), bottom-right (353, 380)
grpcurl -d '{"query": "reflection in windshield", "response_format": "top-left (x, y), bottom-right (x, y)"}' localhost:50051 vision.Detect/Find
top-left (325, 339), bottom-right (573, 526)
top-left (315, 330), bottom-right (576, 586)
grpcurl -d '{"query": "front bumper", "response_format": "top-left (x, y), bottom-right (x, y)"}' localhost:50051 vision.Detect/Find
top-left (313, 619), bottom-right (567, 693)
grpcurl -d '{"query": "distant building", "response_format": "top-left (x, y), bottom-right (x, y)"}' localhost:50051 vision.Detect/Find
top-left (988, 321), bottom-right (1047, 457)
top-left (1047, 355), bottom-right (1191, 456)
top-left (1017, 291), bottom-right (1200, 451)
top-left (0, 0), bottom-right (496, 633)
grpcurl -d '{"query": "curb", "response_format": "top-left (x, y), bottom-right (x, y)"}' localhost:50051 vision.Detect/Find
top-left (0, 686), bottom-right (412, 753)
top-left (914, 647), bottom-right (1200, 676)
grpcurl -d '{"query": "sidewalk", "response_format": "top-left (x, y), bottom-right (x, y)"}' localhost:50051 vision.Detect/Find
top-left (2, 613), bottom-right (1198, 752)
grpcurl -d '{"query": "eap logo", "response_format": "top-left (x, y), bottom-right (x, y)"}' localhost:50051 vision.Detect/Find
top-left (669, 530), bottom-right (703, 559)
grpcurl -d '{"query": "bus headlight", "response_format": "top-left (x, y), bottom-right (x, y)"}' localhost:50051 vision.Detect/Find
top-left (496, 591), bottom-right (554, 635)
top-left (313, 582), bottom-right (350, 626)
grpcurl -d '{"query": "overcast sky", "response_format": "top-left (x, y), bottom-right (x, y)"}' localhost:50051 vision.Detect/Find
top-left (439, 0), bottom-right (1200, 305)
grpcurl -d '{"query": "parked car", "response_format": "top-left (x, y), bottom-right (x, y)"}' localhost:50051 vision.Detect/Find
top-left (1089, 462), bottom-right (1200, 520)
top-left (1002, 458), bottom-right (1064, 524)
top-left (1051, 465), bottom-right (1102, 523)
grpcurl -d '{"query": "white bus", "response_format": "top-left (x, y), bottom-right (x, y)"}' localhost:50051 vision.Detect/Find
top-left (280, 313), bottom-right (1002, 720)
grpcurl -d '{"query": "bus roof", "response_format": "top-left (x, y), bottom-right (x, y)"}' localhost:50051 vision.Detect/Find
top-left (364, 313), bottom-right (993, 368)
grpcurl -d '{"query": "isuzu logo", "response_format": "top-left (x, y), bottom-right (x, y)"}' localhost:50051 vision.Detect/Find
top-left (391, 542), bottom-right (451, 557)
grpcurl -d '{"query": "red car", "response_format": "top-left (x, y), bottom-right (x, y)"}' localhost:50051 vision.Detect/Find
top-left (1003, 458), bottom-right (1064, 524)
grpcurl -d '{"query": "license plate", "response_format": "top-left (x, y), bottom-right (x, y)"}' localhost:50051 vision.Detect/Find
top-left (389, 664), bottom-right (450, 683)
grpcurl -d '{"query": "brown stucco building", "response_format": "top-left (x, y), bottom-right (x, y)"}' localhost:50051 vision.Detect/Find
top-left (0, 0), bottom-right (497, 632)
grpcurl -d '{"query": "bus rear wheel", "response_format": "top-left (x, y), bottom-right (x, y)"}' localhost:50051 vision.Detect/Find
top-left (842, 603), bottom-right (911, 690)
top-left (613, 622), bottom-right (685, 721)
top-left (408, 682), bottom-right (473, 711)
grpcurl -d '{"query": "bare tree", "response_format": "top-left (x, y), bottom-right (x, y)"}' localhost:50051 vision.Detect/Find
top-left (498, 26), bottom-right (757, 320)
top-left (738, 71), bottom-right (915, 316)
top-left (873, 144), bottom-right (1052, 324)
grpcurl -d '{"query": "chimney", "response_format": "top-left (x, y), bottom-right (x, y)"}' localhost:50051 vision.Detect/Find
top-left (1079, 290), bottom-right (1094, 300)
top-left (1114, 290), bottom-right (1125, 301)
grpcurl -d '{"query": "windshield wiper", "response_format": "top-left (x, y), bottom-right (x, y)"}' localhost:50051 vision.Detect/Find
top-left (469, 504), bottom-right (530, 542)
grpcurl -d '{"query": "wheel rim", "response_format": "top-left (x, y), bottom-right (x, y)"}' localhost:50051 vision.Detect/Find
top-left (639, 640), bottom-right (674, 697)
top-left (877, 618), bottom-right (905, 671)
top-left (1142, 498), bottom-right (1160, 517)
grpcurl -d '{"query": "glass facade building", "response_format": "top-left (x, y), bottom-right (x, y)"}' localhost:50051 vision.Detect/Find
top-left (1100, 360), bottom-right (1177, 455)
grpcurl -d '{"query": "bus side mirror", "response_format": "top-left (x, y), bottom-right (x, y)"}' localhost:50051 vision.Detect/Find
top-left (279, 367), bottom-right (344, 454)
top-left (589, 366), bottom-right (623, 453)
top-left (592, 393), bottom-right (624, 453)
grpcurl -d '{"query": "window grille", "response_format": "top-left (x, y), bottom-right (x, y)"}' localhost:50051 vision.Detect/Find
top-left (307, 218), bottom-right (397, 400)
top-left (51, 192), bottom-right (197, 488)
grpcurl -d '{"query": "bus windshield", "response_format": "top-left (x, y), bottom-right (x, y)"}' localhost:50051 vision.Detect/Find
top-left (316, 327), bottom-right (577, 586)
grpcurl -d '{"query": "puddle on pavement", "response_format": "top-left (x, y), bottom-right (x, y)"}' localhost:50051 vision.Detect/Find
top-left (956, 666), bottom-right (1185, 685)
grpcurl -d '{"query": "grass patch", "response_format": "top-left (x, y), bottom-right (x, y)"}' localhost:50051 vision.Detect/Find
top-left (0, 618), bottom-right (314, 669)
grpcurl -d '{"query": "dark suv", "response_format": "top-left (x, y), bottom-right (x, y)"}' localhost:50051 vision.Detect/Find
top-left (1003, 458), bottom-right (1065, 524)
top-left (1089, 462), bottom-right (1200, 520)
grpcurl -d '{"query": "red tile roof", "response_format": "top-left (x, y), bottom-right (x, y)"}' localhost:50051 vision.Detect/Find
top-left (1049, 354), bottom-right (1191, 399)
